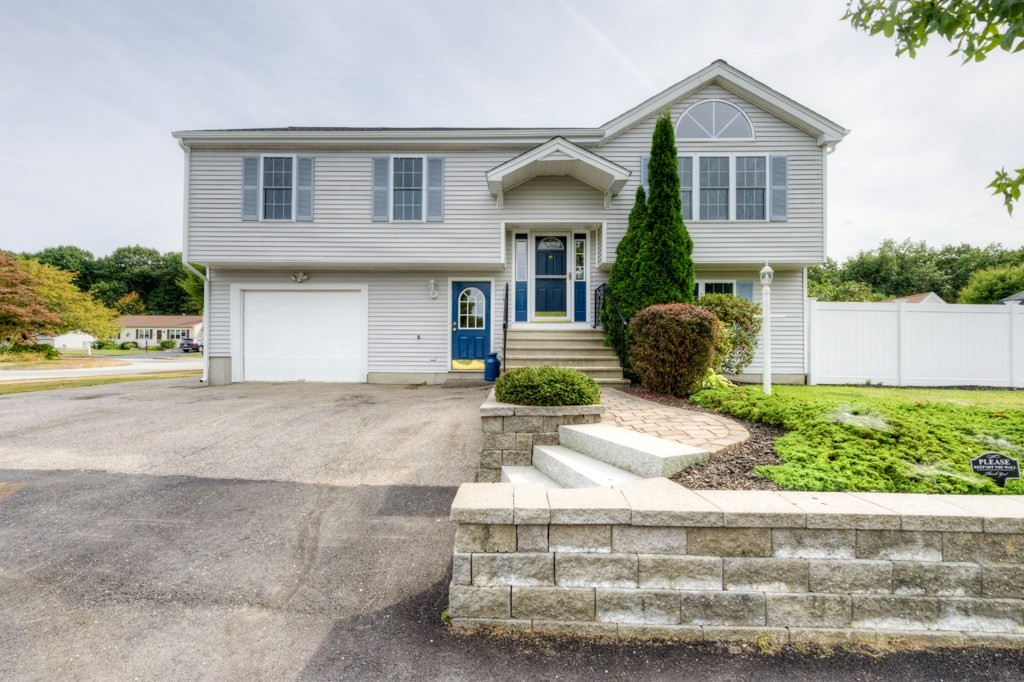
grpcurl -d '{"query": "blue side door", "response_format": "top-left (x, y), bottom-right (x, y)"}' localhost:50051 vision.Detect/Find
top-left (534, 236), bottom-right (567, 316)
top-left (451, 282), bottom-right (490, 369)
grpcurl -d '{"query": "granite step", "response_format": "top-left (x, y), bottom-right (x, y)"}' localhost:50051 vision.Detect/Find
top-left (558, 423), bottom-right (709, 479)
top-left (532, 444), bottom-right (642, 488)
top-left (500, 465), bottom-right (562, 489)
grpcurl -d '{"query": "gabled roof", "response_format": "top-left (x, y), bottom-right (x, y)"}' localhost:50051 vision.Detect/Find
top-left (118, 315), bottom-right (203, 327)
top-left (485, 137), bottom-right (630, 205)
top-left (886, 292), bottom-right (947, 304)
top-left (999, 291), bottom-right (1024, 304)
top-left (600, 60), bottom-right (850, 147)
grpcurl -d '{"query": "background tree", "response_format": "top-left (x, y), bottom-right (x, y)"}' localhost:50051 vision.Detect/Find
top-left (843, 0), bottom-right (1024, 213)
top-left (16, 258), bottom-right (119, 340)
top-left (0, 252), bottom-right (61, 345)
top-left (91, 245), bottom-right (163, 307)
top-left (114, 292), bottom-right (146, 315)
top-left (634, 112), bottom-right (695, 309)
top-left (146, 252), bottom-right (198, 314)
top-left (177, 263), bottom-right (206, 314)
top-left (958, 263), bottom-right (1024, 303)
top-left (606, 186), bottom-right (647, 319)
top-left (31, 245), bottom-right (97, 290)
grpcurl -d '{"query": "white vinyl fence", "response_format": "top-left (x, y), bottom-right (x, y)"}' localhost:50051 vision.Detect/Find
top-left (808, 300), bottom-right (1024, 388)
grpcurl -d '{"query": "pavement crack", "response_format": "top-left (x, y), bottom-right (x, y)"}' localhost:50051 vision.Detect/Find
top-left (279, 486), bottom-right (330, 607)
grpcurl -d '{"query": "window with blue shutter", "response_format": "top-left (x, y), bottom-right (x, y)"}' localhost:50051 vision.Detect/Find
top-left (241, 157), bottom-right (259, 221)
top-left (640, 155), bottom-right (650, 192)
top-left (426, 157), bottom-right (444, 222)
top-left (770, 156), bottom-right (788, 221)
top-left (737, 281), bottom-right (754, 301)
top-left (372, 157), bottom-right (390, 221)
top-left (296, 156), bottom-right (314, 221)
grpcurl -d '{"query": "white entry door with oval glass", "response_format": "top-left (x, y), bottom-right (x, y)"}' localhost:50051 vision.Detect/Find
top-left (534, 236), bottom-right (568, 318)
top-left (451, 282), bottom-right (490, 370)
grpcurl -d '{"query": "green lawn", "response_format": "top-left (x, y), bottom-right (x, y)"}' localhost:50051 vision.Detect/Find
top-left (691, 384), bottom-right (1024, 494)
top-left (0, 371), bottom-right (202, 396)
top-left (60, 348), bottom-right (169, 356)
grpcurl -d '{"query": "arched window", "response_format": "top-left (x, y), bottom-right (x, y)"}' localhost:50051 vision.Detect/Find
top-left (677, 100), bottom-right (753, 140)
top-left (458, 287), bottom-right (486, 329)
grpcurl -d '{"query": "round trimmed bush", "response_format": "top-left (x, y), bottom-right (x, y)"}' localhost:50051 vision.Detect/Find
top-left (495, 366), bottom-right (601, 406)
top-left (629, 303), bottom-right (721, 397)
top-left (119, 341), bottom-right (138, 350)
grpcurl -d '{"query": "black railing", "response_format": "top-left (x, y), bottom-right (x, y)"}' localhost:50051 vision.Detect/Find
top-left (501, 282), bottom-right (510, 374)
top-left (594, 283), bottom-right (629, 370)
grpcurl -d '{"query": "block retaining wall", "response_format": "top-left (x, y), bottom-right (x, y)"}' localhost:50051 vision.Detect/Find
top-left (448, 479), bottom-right (1024, 647)
top-left (477, 391), bottom-right (603, 482)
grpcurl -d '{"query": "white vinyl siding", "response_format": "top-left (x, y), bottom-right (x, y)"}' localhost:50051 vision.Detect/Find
top-left (600, 83), bottom-right (824, 265)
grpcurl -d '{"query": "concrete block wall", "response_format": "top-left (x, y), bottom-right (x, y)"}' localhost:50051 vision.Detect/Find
top-left (478, 390), bottom-right (603, 482)
top-left (448, 479), bottom-right (1024, 647)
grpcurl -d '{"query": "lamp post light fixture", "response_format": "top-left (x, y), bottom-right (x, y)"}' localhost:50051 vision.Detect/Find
top-left (760, 262), bottom-right (774, 395)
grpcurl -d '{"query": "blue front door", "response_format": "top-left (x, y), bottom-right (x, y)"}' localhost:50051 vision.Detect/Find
top-left (451, 282), bottom-right (490, 370)
top-left (535, 236), bottom-right (567, 316)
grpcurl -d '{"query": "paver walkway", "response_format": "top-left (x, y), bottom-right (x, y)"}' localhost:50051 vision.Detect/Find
top-left (600, 388), bottom-right (749, 455)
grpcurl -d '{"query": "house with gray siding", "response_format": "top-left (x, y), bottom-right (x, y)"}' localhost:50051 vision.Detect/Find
top-left (173, 60), bottom-right (847, 386)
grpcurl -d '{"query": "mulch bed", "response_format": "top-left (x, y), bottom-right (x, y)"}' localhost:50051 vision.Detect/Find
top-left (622, 385), bottom-right (786, 491)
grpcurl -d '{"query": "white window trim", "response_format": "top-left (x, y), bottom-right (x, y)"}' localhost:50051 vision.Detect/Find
top-left (696, 279), bottom-right (737, 299)
top-left (676, 99), bottom-right (755, 142)
top-left (683, 154), bottom-right (770, 223)
top-left (259, 153), bottom-right (297, 222)
top-left (389, 155), bottom-right (427, 223)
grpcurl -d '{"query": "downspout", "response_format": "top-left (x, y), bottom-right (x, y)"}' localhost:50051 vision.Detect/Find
top-left (178, 138), bottom-right (209, 383)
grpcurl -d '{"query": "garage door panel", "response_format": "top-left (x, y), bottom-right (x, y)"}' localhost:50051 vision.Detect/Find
top-left (242, 289), bottom-right (367, 382)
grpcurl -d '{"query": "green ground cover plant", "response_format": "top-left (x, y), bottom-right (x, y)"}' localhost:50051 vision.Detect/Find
top-left (495, 366), bottom-right (600, 406)
top-left (691, 384), bottom-right (1024, 494)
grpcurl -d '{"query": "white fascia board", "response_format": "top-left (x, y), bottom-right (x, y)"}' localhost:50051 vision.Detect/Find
top-left (171, 128), bottom-right (605, 149)
top-left (599, 61), bottom-right (850, 147)
top-left (197, 260), bottom-right (505, 271)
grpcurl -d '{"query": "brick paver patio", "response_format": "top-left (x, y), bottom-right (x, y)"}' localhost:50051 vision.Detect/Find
top-left (600, 388), bottom-right (749, 455)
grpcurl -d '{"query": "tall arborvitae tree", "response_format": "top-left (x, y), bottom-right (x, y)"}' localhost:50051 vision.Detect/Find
top-left (634, 112), bottom-right (695, 308)
top-left (607, 185), bottom-right (647, 319)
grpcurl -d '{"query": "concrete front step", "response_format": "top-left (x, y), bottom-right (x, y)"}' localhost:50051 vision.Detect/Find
top-left (594, 378), bottom-right (632, 386)
top-left (503, 364), bottom-right (626, 380)
top-left (500, 465), bottom-right (562, 488)
top-left (533, 444), bottom-right (642, 488)
top-left (504, 357), bottom-right (622, 370)
top-left (505, 349), bottom-right (618, 360)
top-left (506, 331), bottom-right (606, 342)
top-left (558, 423), bottom-right (710, 479)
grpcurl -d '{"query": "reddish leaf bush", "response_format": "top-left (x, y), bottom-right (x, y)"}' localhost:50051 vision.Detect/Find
top-left (628, 303), bottom-right (721, 397)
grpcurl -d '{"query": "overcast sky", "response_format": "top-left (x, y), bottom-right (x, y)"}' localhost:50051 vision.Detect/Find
top-left (2, 0), bottom-right (1021, 262)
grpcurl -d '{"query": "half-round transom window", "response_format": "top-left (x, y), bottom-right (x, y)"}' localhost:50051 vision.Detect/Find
top-left (459, 287), bottom-right (486, 329)
top-left (677, 100), bottom-right (753, 140)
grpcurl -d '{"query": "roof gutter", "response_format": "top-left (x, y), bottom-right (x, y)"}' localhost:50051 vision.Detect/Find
top-left (177, 138), bottom-right (209, 383)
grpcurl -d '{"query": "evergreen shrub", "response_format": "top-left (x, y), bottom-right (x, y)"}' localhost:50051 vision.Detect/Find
top-left (495, 366), bottom-right (601, 406)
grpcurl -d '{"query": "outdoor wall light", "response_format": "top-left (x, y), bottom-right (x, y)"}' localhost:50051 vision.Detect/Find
top-left (429, 278), bottom-right (438, 299)
top-left (291, 272), bottom-right (309, 283)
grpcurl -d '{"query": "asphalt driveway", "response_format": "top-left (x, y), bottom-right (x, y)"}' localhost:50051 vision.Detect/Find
top-left (2, 380), bottom-right (1023, 679)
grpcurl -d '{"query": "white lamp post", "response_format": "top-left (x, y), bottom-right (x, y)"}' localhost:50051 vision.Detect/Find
top-left (760, 262), bottom-right (774, 395)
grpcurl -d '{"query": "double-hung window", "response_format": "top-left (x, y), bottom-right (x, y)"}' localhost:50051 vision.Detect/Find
top-left (736, 157), bottom-right (766, 220)
top-left (392, 157), bottom-right (424, 221)
top-left (241, 155), bottom-right (314, 222)
top-left (699, 157), bottom-right (730, 221)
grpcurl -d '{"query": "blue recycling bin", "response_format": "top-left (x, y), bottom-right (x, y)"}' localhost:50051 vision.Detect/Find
top-left (484, 352), bottom-right (501, 382)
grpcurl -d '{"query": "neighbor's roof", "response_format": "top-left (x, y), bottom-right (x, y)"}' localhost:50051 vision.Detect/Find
top-left (172, 60), bottom-right (848, 149)
top-left (118, 315), bottom-right (203, 327)
top-left (885, 292), bottom-right (946, 304)
top-left (999, 291), bottom-right (1024, 304)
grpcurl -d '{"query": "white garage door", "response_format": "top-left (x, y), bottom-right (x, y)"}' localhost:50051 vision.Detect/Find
top-left (242, 289), bottom-right (367, 382)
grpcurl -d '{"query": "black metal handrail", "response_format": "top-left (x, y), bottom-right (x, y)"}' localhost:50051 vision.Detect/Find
top-left (501, 281), bottom-right (510, 374)
top-left (594, 283), bottom-right (629, 370)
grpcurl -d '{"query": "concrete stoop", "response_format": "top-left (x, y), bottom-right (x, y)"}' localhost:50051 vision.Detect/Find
top-left (503, 329), bottom-right (629, 386)
top-left (501, 423), bottom-right (709, 489)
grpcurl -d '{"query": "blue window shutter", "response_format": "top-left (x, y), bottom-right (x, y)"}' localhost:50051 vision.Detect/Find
top-left (372, 156), bottom-right (390, 222)
top-left (737, 281), bottom-right (754, 301)
top-left (426, 157), bottom-right (444, 222)
top-left (640, 155), bottom-right (650, 192)
top-left (770, 155), bottom-right (788, 221)
top-left (296, 156), bottom-right (314, 221)
top-left (242, 156), bottom-right (259, 221)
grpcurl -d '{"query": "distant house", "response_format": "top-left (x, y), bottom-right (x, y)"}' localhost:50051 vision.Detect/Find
top-left (117, 315), bottom-right (203, 347)
top-left (36, 331), bottom-right (96, 350)
top-left (886, 292), bottom-right (946, 305)
top-left (999, 291), bottom-right (1024, 305)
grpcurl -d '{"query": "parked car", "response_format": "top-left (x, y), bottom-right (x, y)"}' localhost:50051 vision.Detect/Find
top-left (179, 339), bottom-right (204, 353)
